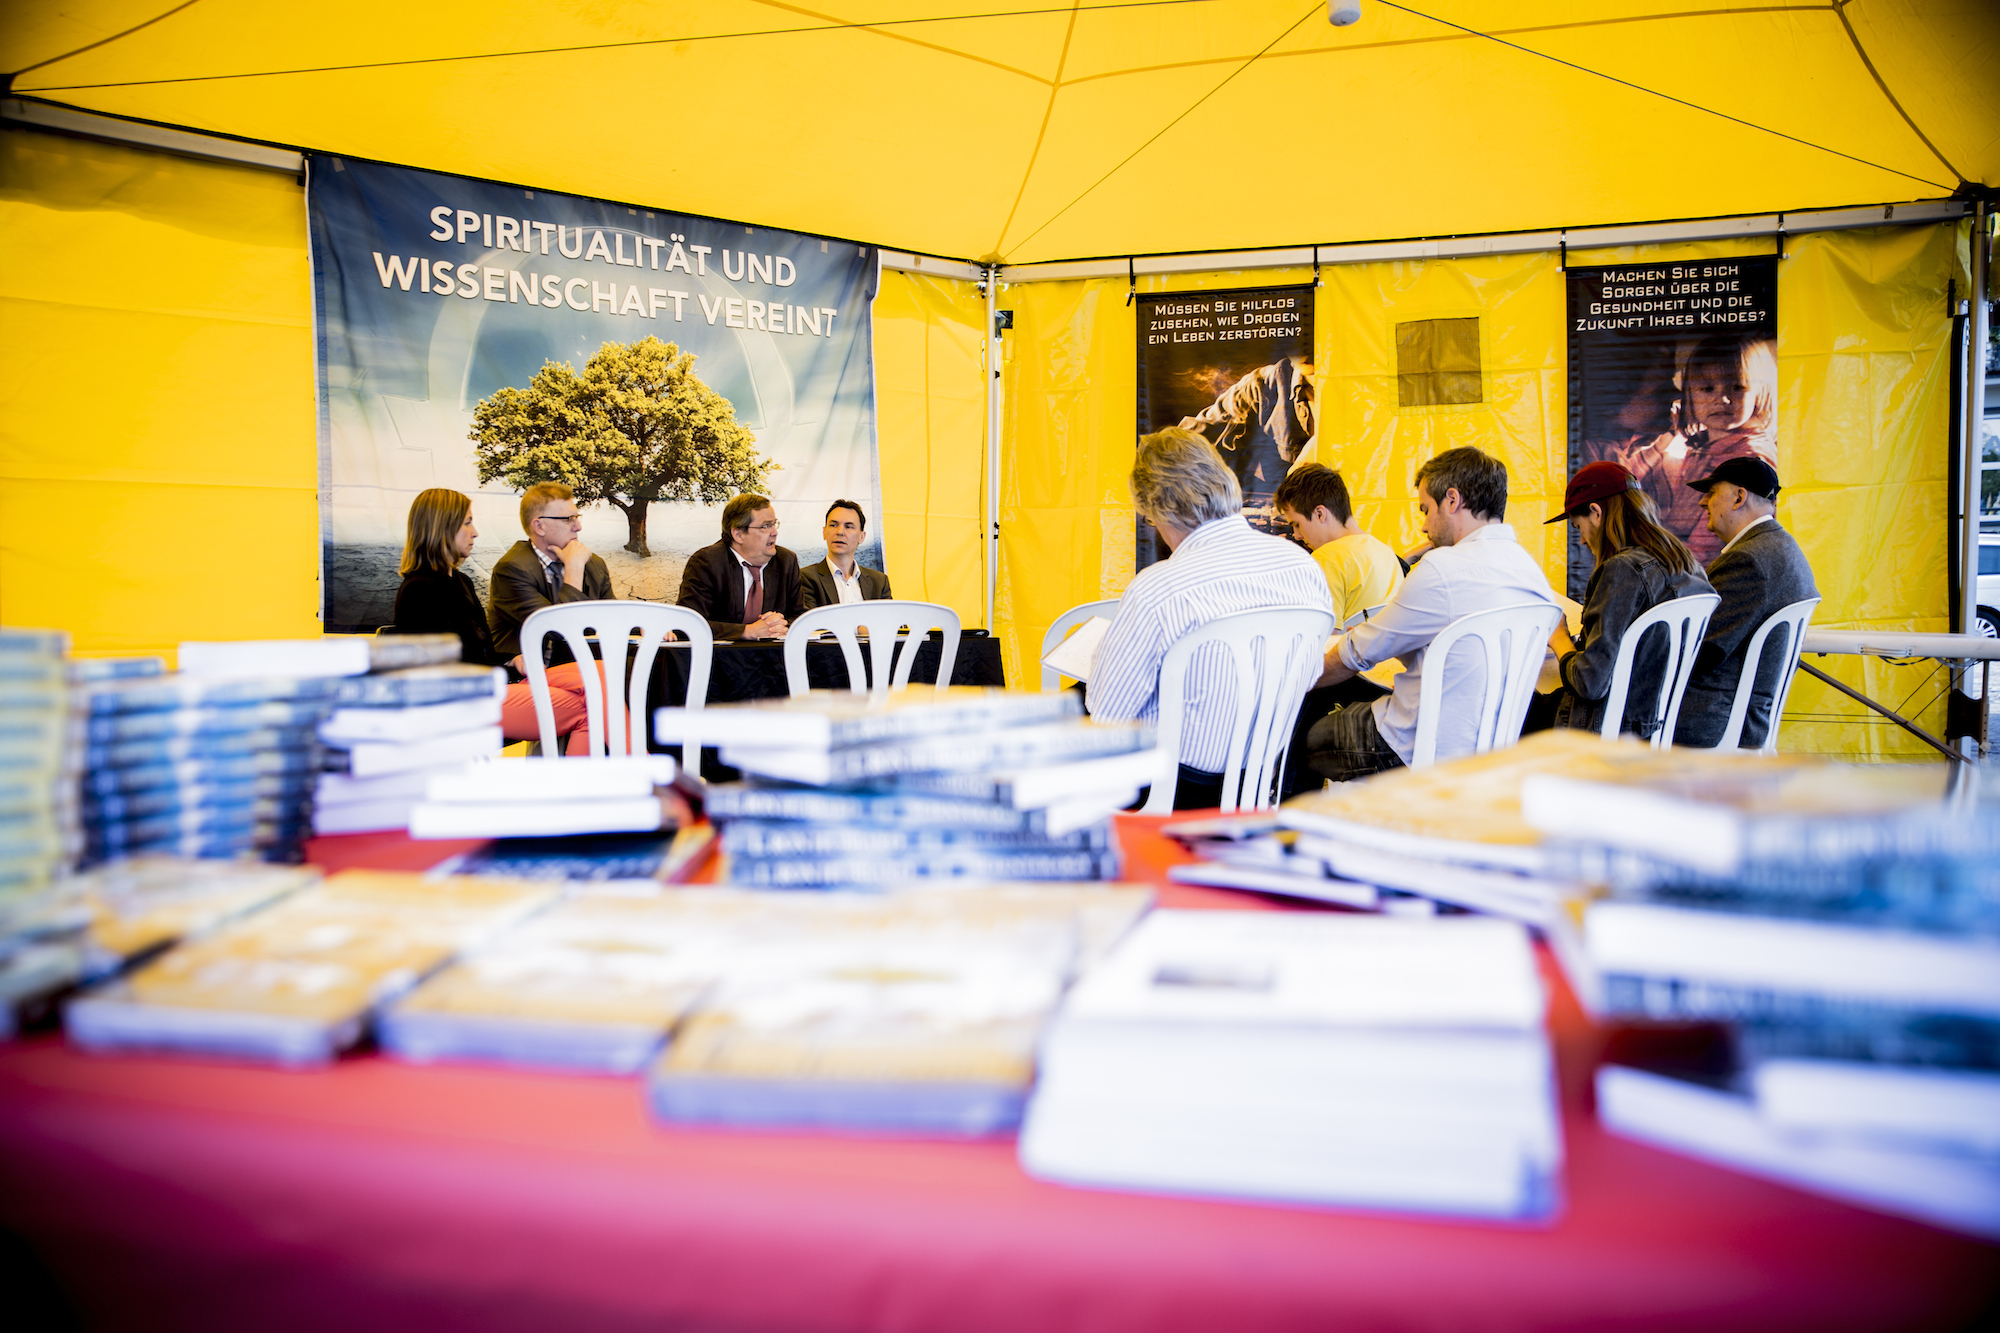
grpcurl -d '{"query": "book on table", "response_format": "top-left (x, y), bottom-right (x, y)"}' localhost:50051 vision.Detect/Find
top-left (1019, 910), bottom-right (1561, 1220)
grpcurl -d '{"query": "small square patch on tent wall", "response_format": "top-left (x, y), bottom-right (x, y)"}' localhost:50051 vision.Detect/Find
top-left (1396, 317), bottom-right (1482, 407)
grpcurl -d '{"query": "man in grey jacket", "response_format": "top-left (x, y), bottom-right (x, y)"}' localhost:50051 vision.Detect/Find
top-left (1672, 457), bottom-right (1819, 748)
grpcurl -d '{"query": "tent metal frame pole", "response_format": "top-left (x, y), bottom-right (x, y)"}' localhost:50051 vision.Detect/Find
top-left (984, 265), bottom-right (1001, 633)
top-left (1952, 201), bottom-right (1991, 757)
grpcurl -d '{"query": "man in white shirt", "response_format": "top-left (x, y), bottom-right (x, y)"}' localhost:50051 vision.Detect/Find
top-left (799, 500), bottom-right (893, 609)
top-left (1306, 446), bottom-right (1557, 783)
top-left (1088, 427), bottom-right (1333, 810)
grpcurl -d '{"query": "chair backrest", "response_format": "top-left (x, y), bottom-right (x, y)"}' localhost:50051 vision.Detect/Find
top-left (785, 601), bottom-right (962, 702)
top-left (520, 601), bottom-right (713, 758)
top-left (1408, 601), bottom-right (1566, 768)
top-left (1040, 598), bottom-right (1121, 690)
top-left (1709, 596), bottom-right (1821, 754)
top-left (1137, 606), bottom-right (1336, 815)
top-left (1597, 592), bottom-right (1721, 747)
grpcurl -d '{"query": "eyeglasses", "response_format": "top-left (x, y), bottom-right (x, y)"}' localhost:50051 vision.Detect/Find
top-left (745, 521), bottom-right (781, 533)
top-left (536, 513), bottom-right (583, 526)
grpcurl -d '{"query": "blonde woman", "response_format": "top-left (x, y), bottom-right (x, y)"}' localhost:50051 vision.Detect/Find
top-left (393, 488), bottom-right (599, 754)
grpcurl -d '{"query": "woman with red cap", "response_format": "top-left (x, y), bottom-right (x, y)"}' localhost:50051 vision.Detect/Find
top-left (1543, 461), bottom-right (1713, 739)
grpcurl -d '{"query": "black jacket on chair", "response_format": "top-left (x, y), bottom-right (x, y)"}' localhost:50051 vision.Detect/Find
top-left (1672, 519), bottom-right (1819, 749)
top-left (487, 539), bottom-right (613, 665)
top-left (676, 540), bottom-right (805, 639)
top-left (798, 559), bottom-right (893, 610)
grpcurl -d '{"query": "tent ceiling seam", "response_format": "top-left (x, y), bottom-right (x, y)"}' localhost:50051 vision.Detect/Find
top-left (9, 0), bottom-right (1211, 95)
top-left (1003, 0), bottom-right (1322, 257)
top-left (1377, 0), bottom-right (1952, 193)
top-left (1057, 5), bottom-right (1828, 88)
top-left (1831, 4), bottom-right (1962, 185)
top-left (991, 2), bottom-right (1083, 258)
top-left (8, 0), bottom-right (201, 78)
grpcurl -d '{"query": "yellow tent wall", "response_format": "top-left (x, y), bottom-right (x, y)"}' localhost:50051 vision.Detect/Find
top-left (0, 124), bottom-right (1972, 759)
top-left (991, 222), bottom-right (1965, 759)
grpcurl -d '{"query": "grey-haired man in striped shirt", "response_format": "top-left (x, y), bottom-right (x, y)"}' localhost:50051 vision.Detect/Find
top-left (1087, 427), bottom-right (1333, 810)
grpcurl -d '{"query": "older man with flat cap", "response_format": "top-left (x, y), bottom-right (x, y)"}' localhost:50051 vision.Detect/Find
top-left (1672, 455), bottom-right (1819, 748)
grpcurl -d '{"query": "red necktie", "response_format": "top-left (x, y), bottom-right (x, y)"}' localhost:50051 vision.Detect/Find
top-left (743, 563), bottom-right (763, 622)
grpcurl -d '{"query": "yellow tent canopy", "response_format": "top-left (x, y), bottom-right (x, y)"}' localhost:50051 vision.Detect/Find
top-left (5, 1), bottom-right (1996, 264)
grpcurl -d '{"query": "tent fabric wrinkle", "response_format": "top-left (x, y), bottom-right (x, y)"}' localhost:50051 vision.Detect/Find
top-left (1, 1), bottom-right (1992, 265)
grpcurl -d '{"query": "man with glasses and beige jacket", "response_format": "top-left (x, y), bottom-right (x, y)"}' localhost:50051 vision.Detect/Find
top-left (488, 481), bottom-right (614, 667)
top-left (675, 493), bottom-right (804, 640)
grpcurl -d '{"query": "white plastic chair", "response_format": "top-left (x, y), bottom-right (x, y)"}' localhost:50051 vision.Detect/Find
top-left (1596, 593), bottom-right (1720, 747)
top-left (1137, 606), bottom-right (1336, 815)
top-left (1700, 596), bottom-right (1821, 754)
top-left (785, 600), bottom-right (961, 702)
top-left (1408, 601), bottom-right (1566, 768)
top-left (520, 601), bottom-right (713, 758)
top-left (1040, 598), bottom-right (1121, 691)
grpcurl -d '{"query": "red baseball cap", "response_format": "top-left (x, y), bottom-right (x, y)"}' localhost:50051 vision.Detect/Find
top-left (1546, 461), bottom-right (1640, 524)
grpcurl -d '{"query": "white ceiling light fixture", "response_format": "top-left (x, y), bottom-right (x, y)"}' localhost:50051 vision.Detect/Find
top-left (1329, 1), bottom-right (1361, 25)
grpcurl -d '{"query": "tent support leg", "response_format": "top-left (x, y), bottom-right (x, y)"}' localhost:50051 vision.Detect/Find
top-left (984, 264), bottom-right (1001, 634)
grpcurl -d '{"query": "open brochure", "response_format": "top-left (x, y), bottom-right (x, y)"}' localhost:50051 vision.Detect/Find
top-left (1041, 616), bottom-right (1111, 684)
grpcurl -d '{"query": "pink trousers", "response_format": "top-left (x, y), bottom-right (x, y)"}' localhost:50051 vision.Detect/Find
top-left (498, 662), bottom-right (610, 756)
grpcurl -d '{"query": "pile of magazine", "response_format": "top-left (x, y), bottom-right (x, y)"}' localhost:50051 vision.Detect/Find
top-left (0, 856), bottom-right (321, 1035)
top-left (658, 688), bottom-right (1156, 888)
top-left (66, 867), bottom-right (552, 1065)
top-left (1163, 730), bottom-right (1623, 922)
top-left (314, 661), bottom-right (510, 835)
top-left (1019, 909), bottom-right (1562, 1220)
top-left (1519, 752), bottom-right (2000, 1240)
top-left (382, 883), bottom-right (1151, 1134)
top-left (1, 629), bottom-right (76, 901)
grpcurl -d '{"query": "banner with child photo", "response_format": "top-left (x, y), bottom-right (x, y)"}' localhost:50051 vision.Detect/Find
top-left (308, 156), bottom-right (882, 632)
top-left (1564, 256), bottom-right (1779, 599)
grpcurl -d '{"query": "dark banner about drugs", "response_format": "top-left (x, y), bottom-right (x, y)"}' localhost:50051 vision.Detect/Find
top-left (1135, 286), bottom-right (1315, 570)
top-left (1565, 255), bottom-right (1778, 596)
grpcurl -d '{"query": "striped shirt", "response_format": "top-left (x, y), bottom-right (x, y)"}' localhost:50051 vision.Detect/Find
top-left (1088, 515), bottom-right (1333, 771)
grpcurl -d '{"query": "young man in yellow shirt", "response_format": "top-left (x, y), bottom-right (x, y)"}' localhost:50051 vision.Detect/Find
top-left (1273, 464), bottom-right (1405, 794)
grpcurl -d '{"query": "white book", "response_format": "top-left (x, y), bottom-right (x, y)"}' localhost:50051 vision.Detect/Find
top-left (1062, 911), bottom-right (1544, 1030)
top-left (1040, 616), bottom-right (1111, 684)
top-left (319, 696), bottom-right (503, 744)
top-left (425, 755), bottom-right (674, 803)
top-left (1165, 862), bottom-right (1379, 910)
top-left (315, 769), bottom-right (439, 809)
top-left (722, 720), bottom-right (1147, 786)
top-left (312, 797), bottom-right (421, 836)
top-left (1284, 834), bottom-right (1562, 925)
top-left (408, 796), bottom-right (666, 840)
top-left (1752, 1060), bottom-right (2000, 1155)
top-left (1598, 1065), bottom-right (2000, 1241)
top-left (889, 747), bottom-right (1160, 811)
top-left (330, 725), bottom-right (505, 778)
top-left (656, 687), bottom-right (1080, 750)
top-left (1584, 900), bottom-right (2000, 1017)
top-left (178, 637), bottom-right (372, 678)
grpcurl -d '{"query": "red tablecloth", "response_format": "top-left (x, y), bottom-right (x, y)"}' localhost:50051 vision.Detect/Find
top-left (0, 817), bottom-right (1993, 1332)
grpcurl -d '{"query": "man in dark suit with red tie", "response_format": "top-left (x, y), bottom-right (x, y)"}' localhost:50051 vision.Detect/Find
top-left (676, 493), bottom-right (804, 640)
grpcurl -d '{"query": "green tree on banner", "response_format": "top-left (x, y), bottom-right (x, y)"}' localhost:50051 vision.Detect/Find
top-left (470, 337), bottom-right (773, 557)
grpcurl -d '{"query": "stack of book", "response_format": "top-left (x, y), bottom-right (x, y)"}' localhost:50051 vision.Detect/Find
top-left (0, 856), bottom-right (320, 1035)
top-left (657, 689), bottom-right (1154, 888)
top-left (379, 882), bottom-right (1145, 1121)
top-left (1519, 753), bottom-right (2000, 1239)
top-left (646, 885), bottom-right (1152, 1132)
top-left (66, 868), bottom-right (551, 1065)
top-left (406, 754), bottom-right (677, 839)
top-left (72, 669), bottom-right (337, 866)
top-left (1161, 731), bottom-right (1627, 921)
top-left (313, 663), bottom-right (509, 835)
top-left (1019, 910), bottom-right (1561, 1219)
top-left (1, 629), bottom-right (75, 903)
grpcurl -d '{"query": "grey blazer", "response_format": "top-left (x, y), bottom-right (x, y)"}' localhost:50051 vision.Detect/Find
top-left (798, 559), bottom-right (892, 611)
top-left (1672, 519), bottom-right (1818, 749)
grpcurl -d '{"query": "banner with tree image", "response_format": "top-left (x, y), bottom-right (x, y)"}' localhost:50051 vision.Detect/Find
top-left (309, 156), bottom-right (880, 631)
